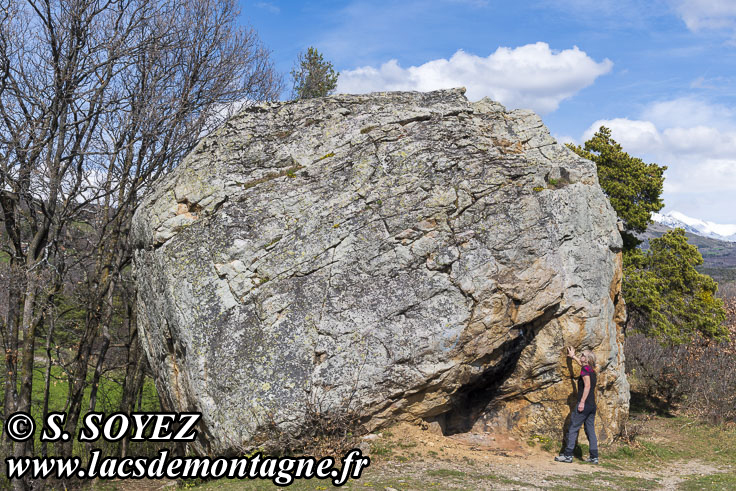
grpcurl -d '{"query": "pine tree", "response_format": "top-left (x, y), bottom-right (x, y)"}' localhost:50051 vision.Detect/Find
top-left (624, 229), bottom-right (727, 343)
top-left (569, 128), bottom-right (727, 344)
top-left (567, 126), bottom-right (666, 251)
top-left (290, 47), bottom-right (339, 100)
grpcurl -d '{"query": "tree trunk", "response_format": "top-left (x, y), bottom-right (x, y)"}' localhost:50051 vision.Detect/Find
top-left (1, 271), bottom-right (22, 459)
top-left (40, 312), bottom-right (56, 458)
top-left (16, 283), bottom-right (40, 459)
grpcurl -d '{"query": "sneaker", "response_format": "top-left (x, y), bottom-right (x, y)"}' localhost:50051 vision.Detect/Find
top-left (554, 455), bottom-right (573, 463)
top-left (583, 456), bottom-right (599, 464)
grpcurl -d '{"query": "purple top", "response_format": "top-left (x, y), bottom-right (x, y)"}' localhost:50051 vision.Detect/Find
top-left (577, 365), bottom-right (597, 409)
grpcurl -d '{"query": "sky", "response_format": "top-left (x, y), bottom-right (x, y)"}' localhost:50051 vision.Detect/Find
top-left (239, 0), bottom-right (736, 224)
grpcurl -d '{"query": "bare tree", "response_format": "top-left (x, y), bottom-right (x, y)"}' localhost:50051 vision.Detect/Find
top-left (0, 0), bottom-right (282, 482)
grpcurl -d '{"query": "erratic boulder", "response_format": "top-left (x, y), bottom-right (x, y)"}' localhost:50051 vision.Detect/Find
top-left (132, 88), bottom-right (629, 456)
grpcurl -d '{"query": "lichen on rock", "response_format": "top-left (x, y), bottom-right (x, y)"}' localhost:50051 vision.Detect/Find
top-left (132, 88), bottom-right (629, 456)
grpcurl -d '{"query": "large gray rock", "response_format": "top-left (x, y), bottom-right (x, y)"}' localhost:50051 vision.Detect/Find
top-left (132, 88), bottom-right (629, 455)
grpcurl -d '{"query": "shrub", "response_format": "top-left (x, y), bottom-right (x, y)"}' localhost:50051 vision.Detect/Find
top-left (253, 400), bottom-right (365, 459)
top-left (626, 298), bottom-right (736, 424)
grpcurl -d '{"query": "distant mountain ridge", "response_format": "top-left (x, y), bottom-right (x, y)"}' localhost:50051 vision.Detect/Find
top-left (652, 211), bottom-right (736, 242)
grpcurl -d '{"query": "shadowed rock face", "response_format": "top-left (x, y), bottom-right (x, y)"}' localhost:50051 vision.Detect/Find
top-left (132, 88), bottom-right (629, 456)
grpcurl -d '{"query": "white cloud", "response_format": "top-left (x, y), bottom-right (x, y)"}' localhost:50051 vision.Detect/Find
top-left (662, 126), bottom-right (736, 158)
top-left (254, 2), bottom-right (280, 14)
top-left (641, 97), bottom-right (736, 128)
top-left (581, 98), bottom-right (736, 205)
top-left (336, 43), bottom-right (613, 114)
top-left (554, 134), bottom-right (578, 145)
top-left (671, 0), bottom-right (736, 31)
top-left (582, 118), bottom-right (662, 155)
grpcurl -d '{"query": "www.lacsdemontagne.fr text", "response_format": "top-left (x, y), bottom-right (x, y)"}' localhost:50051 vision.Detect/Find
top-left (4, 411), bottom-right (369, 486)
top-left (6, 449), bottom-right (370, 486)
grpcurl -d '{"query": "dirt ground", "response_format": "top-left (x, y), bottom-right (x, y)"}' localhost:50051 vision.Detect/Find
top-left (106, 416), bottom-right (735, 491)
top-left (353, 422), bottom-right (727, 490)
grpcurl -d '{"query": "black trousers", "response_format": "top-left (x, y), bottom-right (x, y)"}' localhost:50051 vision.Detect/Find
top-left (564, 405), bottom-right (598, 458)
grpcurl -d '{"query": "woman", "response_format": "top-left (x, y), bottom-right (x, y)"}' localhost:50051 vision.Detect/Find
top-left (554, 347), bottom-right (598, 464)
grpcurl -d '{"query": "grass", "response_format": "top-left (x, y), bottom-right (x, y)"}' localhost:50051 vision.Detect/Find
top-left (528, 434), bottom-right (557, 452)
top-left (679, 472), bottom-right (736, 490)
top-left (604, 440), bottom-right (679, 464)
top-left (368, 441), bottom-right (394, 456)
top-left (175, 474), bottom-right (423, 491)
top-left (172, 468), bottom-right (527, 491)
top-left (603, 416), bottom-right (736, 469)
top-left (426, 468), bottom-right (465, 478)
top-left (7, 364), bottom-right (161, 458)
top-left (547, 472), bottom-right (660, 491)
top-left (583, 471), bottom-right (659, 489)
top-left (0, 363), bottom-right (161, 490)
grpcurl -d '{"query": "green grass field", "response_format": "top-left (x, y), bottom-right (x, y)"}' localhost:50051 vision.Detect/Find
top-left (2, 363), bottom-right (160, 459)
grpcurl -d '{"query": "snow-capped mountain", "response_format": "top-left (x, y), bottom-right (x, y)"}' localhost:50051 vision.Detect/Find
top-left (652, 211), bottom-right (736, 242)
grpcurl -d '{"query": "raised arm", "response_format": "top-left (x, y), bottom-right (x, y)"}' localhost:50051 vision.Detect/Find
top-left (566, 346), bottom-right (581, 365)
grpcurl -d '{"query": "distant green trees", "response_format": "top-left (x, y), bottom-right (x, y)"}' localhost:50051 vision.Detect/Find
top-left (290, 47), bottom-right (339, 99)
top-left (568, 127), bottom-right (727, 344)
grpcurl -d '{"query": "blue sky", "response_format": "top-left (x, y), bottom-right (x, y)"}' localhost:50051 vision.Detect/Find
top-left (239, 0), bottom-right (736, 224)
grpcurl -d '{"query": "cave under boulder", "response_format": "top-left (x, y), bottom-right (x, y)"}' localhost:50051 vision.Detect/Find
top-left (132, 88), bottom-right (629, 455)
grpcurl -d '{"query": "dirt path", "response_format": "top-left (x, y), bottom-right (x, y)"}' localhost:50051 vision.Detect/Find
top-left (350, 423), bottom-right (731, 490)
